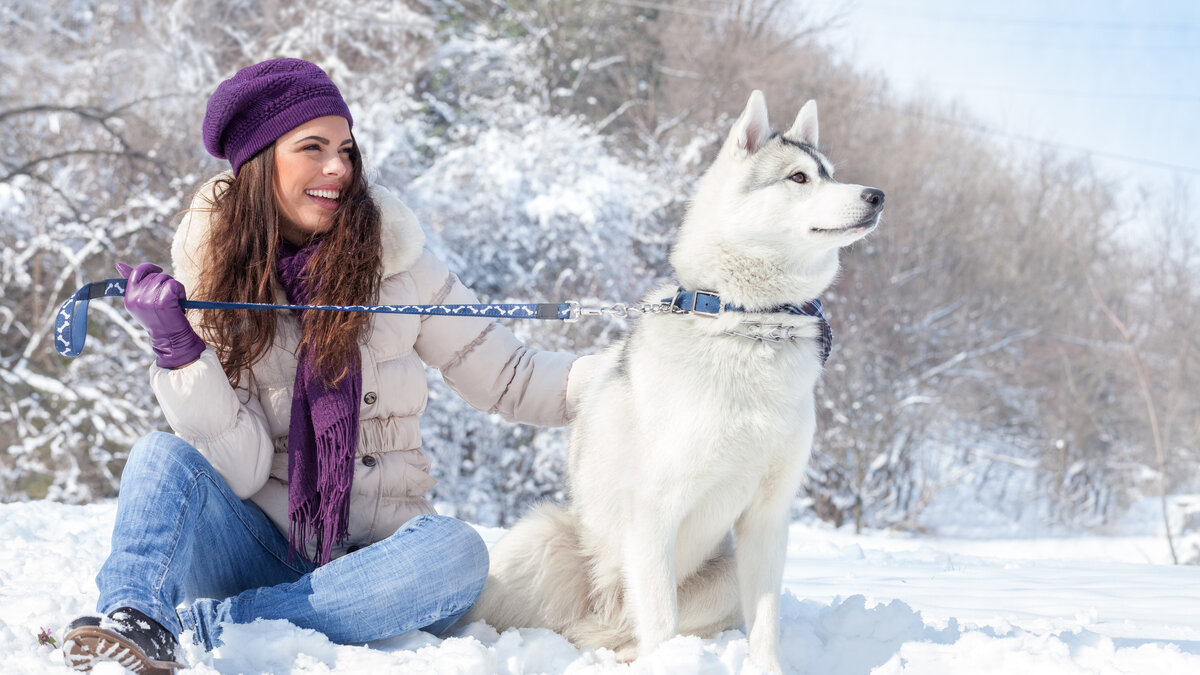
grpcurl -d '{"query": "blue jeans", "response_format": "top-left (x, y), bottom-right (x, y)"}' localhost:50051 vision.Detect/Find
top-left (96, 431), bottom-right (488, 650)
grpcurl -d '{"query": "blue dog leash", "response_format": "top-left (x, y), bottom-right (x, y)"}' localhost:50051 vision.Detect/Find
top-left (54, 278), bottom-right (574, 359)
top-left (54, 279), bottom-right (832, 362)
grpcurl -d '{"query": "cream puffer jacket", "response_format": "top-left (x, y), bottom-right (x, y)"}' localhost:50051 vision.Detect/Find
top-left (150, 174), bottom-right (590, 558)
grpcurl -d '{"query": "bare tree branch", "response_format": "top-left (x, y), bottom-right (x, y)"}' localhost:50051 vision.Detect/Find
top-left (1084, 271), bottom-right (1178, 564)
top-left (1, 149), bottom-right (164, 184)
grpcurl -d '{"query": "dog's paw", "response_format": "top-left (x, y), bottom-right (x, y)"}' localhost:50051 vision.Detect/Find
top-left (613, 644), bottom-right (639, 663)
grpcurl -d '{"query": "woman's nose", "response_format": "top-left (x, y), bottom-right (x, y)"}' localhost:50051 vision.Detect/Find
top-left (324, 152), bottom-right (348, 176)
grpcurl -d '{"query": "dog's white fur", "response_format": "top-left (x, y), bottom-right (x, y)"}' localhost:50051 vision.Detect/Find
top-left (464, 91), bottom-right (883, 672)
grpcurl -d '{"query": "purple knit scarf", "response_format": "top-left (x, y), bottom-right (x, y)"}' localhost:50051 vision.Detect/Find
top-left (276, 238), bottom-right (361, 565)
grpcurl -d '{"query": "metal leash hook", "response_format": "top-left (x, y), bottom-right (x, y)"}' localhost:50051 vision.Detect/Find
top-left (564, 302), bottom-right (630, 323)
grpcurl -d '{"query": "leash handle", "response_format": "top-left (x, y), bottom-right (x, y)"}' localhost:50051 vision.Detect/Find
top-left (54, 278), bottom-right (572, 358)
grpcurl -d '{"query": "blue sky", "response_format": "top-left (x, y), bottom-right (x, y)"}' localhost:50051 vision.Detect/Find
top-left (815, 0), bottom-right (1200, 230)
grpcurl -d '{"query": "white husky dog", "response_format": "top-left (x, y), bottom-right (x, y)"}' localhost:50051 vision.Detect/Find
top-left (464, 91), bottom-right (884, 672)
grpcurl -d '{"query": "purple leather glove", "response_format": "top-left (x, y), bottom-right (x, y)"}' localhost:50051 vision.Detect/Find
top-left (116, 262), bottom-right (206, 369)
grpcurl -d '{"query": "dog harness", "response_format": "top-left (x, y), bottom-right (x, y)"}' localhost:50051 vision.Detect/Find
top-left (666, 289), bottom-right (833, 366)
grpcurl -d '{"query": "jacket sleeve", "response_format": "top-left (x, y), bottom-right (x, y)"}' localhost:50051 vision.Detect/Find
top-left (410, 250), bottom-right (585, 427)
top-left (149, 348), bottom-right (275, 499)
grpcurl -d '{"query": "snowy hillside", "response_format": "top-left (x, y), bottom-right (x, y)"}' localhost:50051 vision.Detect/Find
top-left (3, 501), bottom-right (1197, 674)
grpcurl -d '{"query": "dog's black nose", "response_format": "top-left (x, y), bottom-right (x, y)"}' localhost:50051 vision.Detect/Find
top-left (861, 188), bottom-right (885, 208)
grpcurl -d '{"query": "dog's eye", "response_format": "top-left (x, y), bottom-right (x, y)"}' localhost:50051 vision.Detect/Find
top-left (789, 172), bottom-right (809, 184)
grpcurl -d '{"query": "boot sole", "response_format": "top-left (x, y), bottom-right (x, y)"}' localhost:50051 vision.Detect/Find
top-left (63, 625), bottom-right (183, 674)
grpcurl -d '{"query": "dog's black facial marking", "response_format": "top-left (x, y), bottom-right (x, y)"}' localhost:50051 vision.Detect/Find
top-left (741, 134), bottom-right (834, 195)
top-left (773, 133), bottom-right (833, 180)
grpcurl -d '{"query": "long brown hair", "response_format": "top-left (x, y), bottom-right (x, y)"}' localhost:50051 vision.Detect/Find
top-left (191, 140), bottom-right (382, 387)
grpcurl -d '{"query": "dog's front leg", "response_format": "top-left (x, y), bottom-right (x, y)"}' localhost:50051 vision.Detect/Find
top-left (622, 517), bottom-right (679, 657)
top-left (734, 499), bottom-right (790, 673)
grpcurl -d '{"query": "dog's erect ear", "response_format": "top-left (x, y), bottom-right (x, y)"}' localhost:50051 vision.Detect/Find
top-left (729, 90), bottom-right (771, 157)
top-left (786, 99), bottom-right (819, 147)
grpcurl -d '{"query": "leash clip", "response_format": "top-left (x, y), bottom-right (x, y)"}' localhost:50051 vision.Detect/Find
top-left (564, 301), bottom-right (630, 323)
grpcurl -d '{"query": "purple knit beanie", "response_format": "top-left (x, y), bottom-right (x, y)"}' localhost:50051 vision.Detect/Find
top-left (203, 58), bottom-right (353, 175)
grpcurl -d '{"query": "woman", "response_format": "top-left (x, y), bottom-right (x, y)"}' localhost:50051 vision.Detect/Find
top-left (62, 57), bottom-right (591, 674)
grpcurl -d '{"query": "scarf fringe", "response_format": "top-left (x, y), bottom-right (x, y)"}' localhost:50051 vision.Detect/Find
top-left (288, 400), bottom-right (360, 565)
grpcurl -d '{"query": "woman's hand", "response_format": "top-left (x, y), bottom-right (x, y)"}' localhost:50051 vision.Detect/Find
top-left (116, 262), bottom-right (206, 369)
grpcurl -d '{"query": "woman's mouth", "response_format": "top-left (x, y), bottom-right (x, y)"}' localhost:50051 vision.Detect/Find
top-left (305, 188), bottom-right (340, 210)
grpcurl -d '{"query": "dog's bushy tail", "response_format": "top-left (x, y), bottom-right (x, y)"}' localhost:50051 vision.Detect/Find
top-left (462, 503), bottom-right (742, 655)
top-left (463, 503), bottom-right (597, 635)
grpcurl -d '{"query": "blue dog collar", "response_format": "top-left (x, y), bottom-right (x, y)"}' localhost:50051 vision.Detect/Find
top-left (664, 287), bottom-right (833, 364)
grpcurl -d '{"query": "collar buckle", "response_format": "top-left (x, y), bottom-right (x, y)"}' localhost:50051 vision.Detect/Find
top-left (671, 289), bottom-right (722, 317)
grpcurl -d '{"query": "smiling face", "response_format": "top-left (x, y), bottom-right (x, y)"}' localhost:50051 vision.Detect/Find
top-left (272, 115), bottom-right (355, 246)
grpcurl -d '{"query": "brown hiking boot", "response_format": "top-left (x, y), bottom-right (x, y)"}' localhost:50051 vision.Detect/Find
top-left (62, 607), bottom-right (184, 674)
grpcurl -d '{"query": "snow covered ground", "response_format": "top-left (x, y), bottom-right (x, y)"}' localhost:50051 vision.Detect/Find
top-left (3, 500), bottom-right (1198, 674)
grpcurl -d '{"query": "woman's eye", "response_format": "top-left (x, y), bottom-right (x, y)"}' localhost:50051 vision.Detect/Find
top-left (789, 172), bottom-right (809, 184)
top-left (302, 144), bottom-right (321, 151)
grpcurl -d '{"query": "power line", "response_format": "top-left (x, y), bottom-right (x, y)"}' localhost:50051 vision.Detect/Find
top-left (853, 29), bottom-right (1199, 53)
top-left (867, 8), bottom-right (1200, 32)
top-left (934, 84), bottom-right (1200, 104)
top-left (870, 102), bottom-right (1200, 175)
